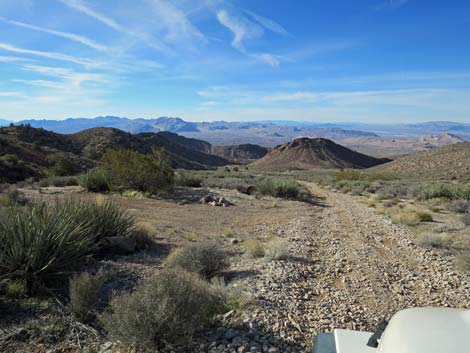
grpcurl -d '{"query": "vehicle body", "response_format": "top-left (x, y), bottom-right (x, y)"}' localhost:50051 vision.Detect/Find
top-left (313, 307), bottom-right (470, 353)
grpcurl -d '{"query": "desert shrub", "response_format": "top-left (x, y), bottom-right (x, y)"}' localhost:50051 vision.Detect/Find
top-left (256, 178), bottom-right (301, 199)
top-left (132, 227), bottom-right (156, 250)
top-left (69, 271), bottom-right (106, 322)
top-left (433, 225), bottom-right (455, 233)
top-left (418, 183), bottom-right (470, 201)
top-left (209, 277), bottom-right (252, 311)
top-left (100, 268), bottom-right (227, 349)
top-left (461, 213), bottom-right (470, 226)
top-left (100, 149), bottom-right (174, 194)
top-left (78, 168), bottom-right (111, 192)
top-left (0, 203), bottom-right (96, 295)
top-left (174, 173), bottom-right (202, 187)
top-left (39, 176), bottom-right (78, 187)
top-left (58, 198), bottom-right (135, 242)
top-left (447, 200), bottom-right (470, 214)
top-left (264, 239), bottom-right (290, 260)
top-left (391, 211), bottom-right (421, 226)
top-left (243, 239), bottom-right (265, 258)
top-left (416, 211), bottom-right (433, 222)
top-left (48, 155), bottom-right (76, 177)
top-left (417, 233), bottom-right (450, 249)
top-left (165, 241), bottom-right (228, 278)
top-left (455, 252), bottom-right (470, 272)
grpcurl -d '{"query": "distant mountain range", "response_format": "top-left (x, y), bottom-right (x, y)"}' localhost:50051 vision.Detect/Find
top-left (2, 116), bottom-right (470, 148)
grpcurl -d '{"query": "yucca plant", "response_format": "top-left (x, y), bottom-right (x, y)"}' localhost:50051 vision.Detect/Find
top-left (57, 198), bottom-right (136, 242)
top-left (0, 203), bottom-right (96, 295)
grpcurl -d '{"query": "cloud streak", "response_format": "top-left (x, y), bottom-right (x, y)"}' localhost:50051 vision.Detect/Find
top-left (0, 17), bottom-right (109, 51)
top-left (59, 0), bottom-right (170, 53)
top-left (0, 42), bottom-right (93, 66)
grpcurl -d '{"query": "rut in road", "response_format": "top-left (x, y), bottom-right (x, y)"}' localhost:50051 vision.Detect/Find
top-left (248, 183), bottom-right (470, 350)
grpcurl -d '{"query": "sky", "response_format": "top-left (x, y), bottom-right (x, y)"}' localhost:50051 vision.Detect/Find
top-left (0, 0), bottom-right (470, 123)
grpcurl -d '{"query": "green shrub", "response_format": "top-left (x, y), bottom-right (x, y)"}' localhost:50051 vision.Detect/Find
top-left (243, 239), bottom-right (265, 258)
top-left (100, 268), bottom-right (227, 350)
top-left (78, 169), bottom-right (111, 192)
top-left (256, 178), bottom-right (301, 200)
top-left (69, 271), bottom-right (106, 322)
top-left (264, 239), bottom-right (290, 260)
top-left (418, 183), bottom-right (470, 201)
top-left (0, 203), bottom-right (96, 295)
top-left (48, 155), bottom-right (76, 176)
top-left (165, 241), bottom-right (228, 279)
top-left (39, 176), bottom-right (78, 187)
top-left (174, 173), bottom-right (202, 187)
top-left (101, 149), bottom-right (174, 194)
top-left (58, 198), bottom-right (136, 243)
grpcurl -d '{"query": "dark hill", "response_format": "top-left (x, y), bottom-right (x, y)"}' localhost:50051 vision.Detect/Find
top-left (156, 131), bottom-right (212, 153)
top-left (0, 125), bottom-right (230, 183)
top-left (211, 144), bottom-right (269, 164)
top-left (251, 137), bottom-right (390, 171)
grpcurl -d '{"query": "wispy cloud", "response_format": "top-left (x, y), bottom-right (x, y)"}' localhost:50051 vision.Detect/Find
top-left (145, 0), bottom-right (207, 45)
top-left (216, 9), bottom-right (283, 66)
top-left (0, 17), bottom-right (110, 52)
top-left (242, 9), bottom-right (290, 37)
top-left (59, 0), bottom-right (170, 53)
top-left (21, 64), bottom-right (108, 87)
top-left (0, 55), bottom-right (33, 63)
top-left (0, 42), bottom-right (93, 66)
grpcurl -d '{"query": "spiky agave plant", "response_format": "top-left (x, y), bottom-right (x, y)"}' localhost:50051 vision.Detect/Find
top-left (0, 203), bottom-right (96, 295)
top-left (57, 198), bottom-right (136, 242)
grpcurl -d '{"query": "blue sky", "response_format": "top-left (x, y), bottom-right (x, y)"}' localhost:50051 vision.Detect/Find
top-left (0, 0), bottom-right (469, 123)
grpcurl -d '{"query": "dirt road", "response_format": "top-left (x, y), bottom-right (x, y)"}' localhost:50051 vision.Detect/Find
top-left (221, 183), bottom-right (470, 352)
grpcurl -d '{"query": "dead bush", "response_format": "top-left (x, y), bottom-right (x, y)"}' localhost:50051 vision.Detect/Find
top-left (69, 271), bottom-right (106, 322)
top-left (264, 238), bottom-right (290, 260)
top-left (165, 241), bottom-right (228, 278)
top-left (243, 239), bottom-right (265, 258)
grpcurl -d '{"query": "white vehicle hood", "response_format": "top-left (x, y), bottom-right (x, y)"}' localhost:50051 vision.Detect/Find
top-left (378, 307), bottom-right (470, 353)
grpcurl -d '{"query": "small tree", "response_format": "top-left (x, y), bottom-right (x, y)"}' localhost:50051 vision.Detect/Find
top-left (100, 149), bottom-right (174, 194)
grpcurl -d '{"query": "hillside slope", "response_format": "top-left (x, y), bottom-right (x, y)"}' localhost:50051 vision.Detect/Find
top-left (0, 125), bottom-right (230, 182)
top-left (372, 141), bottom-right (470, 179)
top-left (211, 144), bottom-right (269, 164)
top-left (251, 137), bottom-right (390, 170)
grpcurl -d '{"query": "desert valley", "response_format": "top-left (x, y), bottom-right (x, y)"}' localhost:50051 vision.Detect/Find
top-left (1, 1), bottom-right (470, 352)
top-left (1, 119), bottom-right (469, 353)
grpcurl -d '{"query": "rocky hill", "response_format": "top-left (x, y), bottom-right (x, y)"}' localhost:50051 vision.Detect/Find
top-left (251, 137), bottom-right (390, 171)
top-left (372, 141), bottom-right (470, 179)
top-left (211, 144), bottom-right (269, 164)
top-left (0, 125), bottom-right (230, 182)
